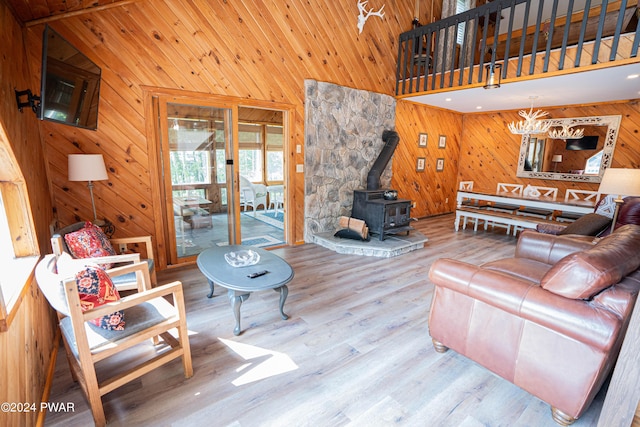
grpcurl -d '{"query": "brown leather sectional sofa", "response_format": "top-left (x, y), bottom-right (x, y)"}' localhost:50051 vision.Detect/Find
top-left (428, 224), bottom-right (640, 425)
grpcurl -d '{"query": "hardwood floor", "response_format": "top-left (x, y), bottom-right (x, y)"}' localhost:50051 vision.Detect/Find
top-left (44, 214), bottom-right (606, 426)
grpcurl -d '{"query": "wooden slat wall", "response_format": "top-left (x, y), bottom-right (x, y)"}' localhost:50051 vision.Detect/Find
top-left (458, 100), bottom-right (640, 197)
top-left (23, 0), bottom-right (422, 267)
top-left (393, 101), bottom-right (463, 218)
top-left (1, 2), bottom-right (58, 426)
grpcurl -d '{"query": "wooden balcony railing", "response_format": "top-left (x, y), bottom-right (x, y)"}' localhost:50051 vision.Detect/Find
top-left (396, 0), bottom-right (640, 96)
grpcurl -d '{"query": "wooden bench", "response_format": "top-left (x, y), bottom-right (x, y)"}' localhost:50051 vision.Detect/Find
top-left (455, 207), bottom-right (562, 236)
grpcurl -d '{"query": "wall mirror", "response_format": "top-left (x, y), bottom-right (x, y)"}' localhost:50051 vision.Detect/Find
top-left (516, 115), bottom-right (622, 183)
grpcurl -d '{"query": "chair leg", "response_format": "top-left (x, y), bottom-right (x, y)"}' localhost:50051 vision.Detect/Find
top-left (82, 363), bottom-right (107, 427)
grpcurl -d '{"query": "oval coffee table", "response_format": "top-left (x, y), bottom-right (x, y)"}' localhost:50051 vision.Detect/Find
top-left (197, 245), bottom-right (294, 335)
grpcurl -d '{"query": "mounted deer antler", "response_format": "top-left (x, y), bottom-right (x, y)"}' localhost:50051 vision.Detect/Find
top-left (357, 0), bottom-right (385, 34)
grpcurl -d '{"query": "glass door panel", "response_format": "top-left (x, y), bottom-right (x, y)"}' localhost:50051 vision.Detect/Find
top-left (164, 102), bottom-right (235, 262)
top-left (237, 107), bottom-right (285, 248)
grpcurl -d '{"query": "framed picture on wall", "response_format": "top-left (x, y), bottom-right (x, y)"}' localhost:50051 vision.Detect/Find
top-left (416, 157), bottom-right (426, 172)
top-left (418, 133), bottom-right (428, 147)
top-left (438, 135), bottom-right (447, 148)
top-left (436, 158), bottom-right (445, 171)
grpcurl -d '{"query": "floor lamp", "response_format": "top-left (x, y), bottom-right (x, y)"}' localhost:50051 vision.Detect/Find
top-left (68, 154), bottom-right (108, 226)
top-left (597, 168), bottom-right (640, 234)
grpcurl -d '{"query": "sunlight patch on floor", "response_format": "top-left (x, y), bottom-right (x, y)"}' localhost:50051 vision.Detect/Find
top-left (219, 337), bottom-right (298, 386)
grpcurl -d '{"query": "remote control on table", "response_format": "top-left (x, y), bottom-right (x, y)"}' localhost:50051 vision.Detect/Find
top-left (248, 270), bottom-right (269, 278)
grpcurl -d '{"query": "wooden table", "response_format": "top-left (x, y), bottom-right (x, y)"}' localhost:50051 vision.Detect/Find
top-left (455, 190), bottom-right (595, 234)
top-left (197, 245), bottom-right (294, 335)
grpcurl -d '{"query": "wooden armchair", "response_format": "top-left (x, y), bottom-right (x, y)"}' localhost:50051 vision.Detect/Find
top-left (52, 221), bottom-right (157, 289)
top-left (35, 254), bottom-right (193, 427)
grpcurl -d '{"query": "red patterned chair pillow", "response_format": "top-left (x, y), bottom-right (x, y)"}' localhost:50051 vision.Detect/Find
top-left (64, 221), bottom-right (116, 268)
top-left (75, 266), bottom-right (125, 330)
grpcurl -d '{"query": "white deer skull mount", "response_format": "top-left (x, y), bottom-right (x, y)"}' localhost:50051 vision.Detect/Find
top-left (357, 0), bottom-right (385, 34)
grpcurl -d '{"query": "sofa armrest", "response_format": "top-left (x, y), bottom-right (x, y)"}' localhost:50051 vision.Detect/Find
top-left (515, 230), bottom-right (597, 265)
top-left (429, 258), bottom-right (622, 351)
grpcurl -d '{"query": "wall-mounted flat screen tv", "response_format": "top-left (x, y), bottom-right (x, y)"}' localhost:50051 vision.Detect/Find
top-left (566, 136), bottom-right (599, 150)
top-left (39, 25), bottom-right (101, 130)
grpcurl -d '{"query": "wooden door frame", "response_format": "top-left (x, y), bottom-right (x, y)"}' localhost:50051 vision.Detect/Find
top-left (142, 86), bottom-right (295, 269)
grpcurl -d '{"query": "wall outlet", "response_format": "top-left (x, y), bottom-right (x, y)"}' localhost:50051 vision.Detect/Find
top-left (445, 198), bottom-right (449, 204)
top-left (296, 164), bottom-right (304, 173)
top-left (412, 202), bottom-right (416, 208)
top-left (296, 144), bottom-right (302, 153)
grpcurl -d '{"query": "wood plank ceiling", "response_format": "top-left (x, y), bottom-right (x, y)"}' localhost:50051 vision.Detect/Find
top-left (5, 0), bottom-right (135, 24)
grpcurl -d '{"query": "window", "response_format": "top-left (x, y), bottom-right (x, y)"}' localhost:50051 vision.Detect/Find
top-left (239, 123), bottom-right (264, 182)
top-left (456, 0), bottom-right (469, 45)
top-left (266, 125), bottom-right (284, 182)
top-left (585, 151), bottom-right (603, 174)
top-left (0, 191), bottom-right (15, 298)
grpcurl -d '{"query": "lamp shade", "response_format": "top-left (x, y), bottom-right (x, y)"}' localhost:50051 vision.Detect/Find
top-left (598, 168), bottom-right (640, 197)
top-left (552, 154), bottom-right (563, 163)
top-left (68, 154), bottom-right (108, 182)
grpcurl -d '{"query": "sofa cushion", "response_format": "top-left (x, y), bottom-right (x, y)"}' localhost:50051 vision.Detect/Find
top-left (558, 213), bottom-right (611, 236)
top-left (541, 225), bottom-right (640, 299)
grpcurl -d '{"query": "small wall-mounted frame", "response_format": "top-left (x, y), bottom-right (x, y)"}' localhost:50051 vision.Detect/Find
top-left (438, 135), bottom-right (446, 149)
top-left (436, 158), bottom-right (445, 171)
top-left (418, 133), bottom-right (428, 147)
top-left (416, 157), bottom-right (426, 172)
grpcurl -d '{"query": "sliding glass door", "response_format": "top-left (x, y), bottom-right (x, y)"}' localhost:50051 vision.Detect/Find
top-left (156, 97), bottom-right (289, 266)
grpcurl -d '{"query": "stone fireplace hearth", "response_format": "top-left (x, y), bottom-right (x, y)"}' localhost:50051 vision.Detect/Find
top-left (303, 80), bottom-right (428, 256)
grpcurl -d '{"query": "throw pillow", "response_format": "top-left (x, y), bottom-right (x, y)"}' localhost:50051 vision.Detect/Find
top-left (64, 221), bottom-right (116, 268)
top-left (558, 213), bottom-right (611, 236)
top-left (75, 266), bottom-right (125, 330)
top-left (595, 195), bottom-right (616, 218)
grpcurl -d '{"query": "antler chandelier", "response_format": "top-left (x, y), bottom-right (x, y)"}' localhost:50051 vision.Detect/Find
top-left (508, 97), bottom-right (551, 135)
top-left (548, 123), bottom-right (585, 140)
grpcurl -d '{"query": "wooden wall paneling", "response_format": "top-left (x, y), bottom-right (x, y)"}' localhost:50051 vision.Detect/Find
top-left (24, 0), bottom-right (426, 261)
top-left (0, 4), bottom-right (58, 426)
top-left (392, 100), bottom-right (463, 218)
top-left (457, 101), bottom-right (640, 198)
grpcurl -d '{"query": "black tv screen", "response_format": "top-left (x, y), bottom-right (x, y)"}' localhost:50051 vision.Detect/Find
top-left (565, 136), bottom-right (598, 150)
top-left (39, 25), bottom-right (101, 130)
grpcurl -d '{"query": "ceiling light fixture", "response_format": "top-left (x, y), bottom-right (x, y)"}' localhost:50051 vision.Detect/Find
top-left (548, 123), bottom-right (585, 140)
top-left (483, 64), bottom-right (502, 89)
top-left (508, 96), bottom-right (551, 135)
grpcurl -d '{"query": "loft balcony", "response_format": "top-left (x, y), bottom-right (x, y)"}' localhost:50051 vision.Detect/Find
top-left (395, 0), bottom-right (640, 97)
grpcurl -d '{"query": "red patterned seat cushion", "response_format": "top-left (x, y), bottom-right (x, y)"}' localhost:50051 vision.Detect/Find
top-left (75, 266), bottom-right (125, 330)
top-left (64, 222), bottom-right (116, 268)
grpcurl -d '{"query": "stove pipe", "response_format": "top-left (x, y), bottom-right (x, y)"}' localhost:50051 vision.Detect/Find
top-left (366, 130), bottom-right (400, 191)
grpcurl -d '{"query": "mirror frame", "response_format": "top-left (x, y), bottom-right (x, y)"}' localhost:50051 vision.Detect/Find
top-left (516, 115), bottom-right (622, 183)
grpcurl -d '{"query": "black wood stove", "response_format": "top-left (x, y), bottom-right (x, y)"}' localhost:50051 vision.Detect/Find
top-left (351, 130), bottom-right (413, 241)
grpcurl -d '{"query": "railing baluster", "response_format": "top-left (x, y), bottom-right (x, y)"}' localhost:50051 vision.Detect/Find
top-left (478, 8), bottom-right (491, 83)
top-left (609, 0), bottom-right (629, 61)
top-left (449, 18), bottom-right (460, 87)
top-left (558, 0), bottom-right (576, 70)
top-left (575, 0), bottom-right (592, 67)
top-left (517, 0), bottom-right (532, 76)
top-left (592, 0), bottom-right (610, 64)
top-left (543, 0), bottom-right (560, 72)
top-left (529, 0), bottom-right (546, 75)
top-left (458, 16), bottom-right (470, 86)
top-left (467, 11), bottom-right (480, 85)
top-left (632, 15), bottom-right (640, 57)
top-left (431, 28), bottom-right (441, 91)
top-left (502, 0), bottom-right (518, 78)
